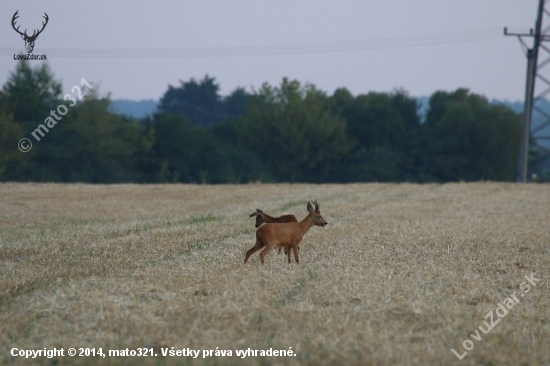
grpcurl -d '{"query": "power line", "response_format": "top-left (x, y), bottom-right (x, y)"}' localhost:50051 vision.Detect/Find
top-left (505, 0), bottom-right (550, 182)
top-left (1, 28), bottom-right (501, 58)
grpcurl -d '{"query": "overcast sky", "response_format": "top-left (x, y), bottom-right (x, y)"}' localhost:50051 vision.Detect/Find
top-left (0, 1), bottom-right (540, 102)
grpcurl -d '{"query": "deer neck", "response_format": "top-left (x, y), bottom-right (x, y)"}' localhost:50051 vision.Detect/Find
top-left (297, 214), bottom-right (315, 235)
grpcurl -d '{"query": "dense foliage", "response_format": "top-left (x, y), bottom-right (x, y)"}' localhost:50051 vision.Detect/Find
top-left (0, 61), bottom-right (523, 183)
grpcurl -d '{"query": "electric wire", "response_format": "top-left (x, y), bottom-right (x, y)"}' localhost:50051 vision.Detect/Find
top-left (1, 28), bottom-right (502, 58)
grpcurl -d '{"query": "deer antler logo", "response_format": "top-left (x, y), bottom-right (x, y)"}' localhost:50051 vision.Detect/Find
top-left (12, 11), bottom-right (49, 54)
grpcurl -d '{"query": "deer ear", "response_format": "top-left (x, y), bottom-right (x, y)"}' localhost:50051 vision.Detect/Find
top-left (315, 202), bottom-right (320, 213)
top-left (307, 202), bottom-right (314, 213)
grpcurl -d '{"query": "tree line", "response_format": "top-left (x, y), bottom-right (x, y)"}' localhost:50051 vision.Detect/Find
top-left (0, 61), bottom-right (523, 183)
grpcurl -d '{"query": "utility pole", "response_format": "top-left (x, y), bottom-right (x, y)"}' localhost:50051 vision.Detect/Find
top-left (505, 0), bottom-right (550, 182)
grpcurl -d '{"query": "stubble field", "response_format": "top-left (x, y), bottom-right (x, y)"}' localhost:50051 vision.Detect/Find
top-left (0, 182), bottom-right (549, 365)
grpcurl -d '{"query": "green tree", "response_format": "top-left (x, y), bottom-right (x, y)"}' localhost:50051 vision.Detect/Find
top-left (150, 112), bottom-right (271, 183)
top-left (2, 61), bottom-right (62, 130)
top-left (422, 89), bottom-right (521, 181)
top-left (330, 87), bottom-right (354, 115)
top-left (150, 112), bottom-right (210, 182)
top-left (0, 92), bottom-right (29, 181)
top-left (223, 87), bottom-right (251, 120)
top-left (158, 75), bottom-right (226, 127)
top-left (331, 89), bottom-right (421, 181)
top-left (237, 78), bottom-right (353, 182)
top-left (24, 90), bottom-right (153, 183)
top-left (1, 62), bottom-right (63, 181)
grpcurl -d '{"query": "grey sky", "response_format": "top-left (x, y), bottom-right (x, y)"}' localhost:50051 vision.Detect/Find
top-left (0, 1), bottom-right (538, 102)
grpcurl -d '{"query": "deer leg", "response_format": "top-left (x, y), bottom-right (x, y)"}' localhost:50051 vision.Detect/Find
top-left (259, 245), bottom-right (274, 265)
top-left (292, 245), bottom-right (300, 264)
top-left (244, 239), bottom-right (264, 264)
top-left (278, 247), bottom-right (282, 254)
top-left (287, 246), bottom-right (292, 264)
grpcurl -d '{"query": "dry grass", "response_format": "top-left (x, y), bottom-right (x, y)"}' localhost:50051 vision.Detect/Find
top-left (0, 182), bottom-right (549, 365)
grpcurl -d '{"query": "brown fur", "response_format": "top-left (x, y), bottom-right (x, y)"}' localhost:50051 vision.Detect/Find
top-left (249, 209), bottom-right (298, 228)
top-left (244, 201), bottom-right (327, 265)
top-left (249, 209), bottom-right (298, 255)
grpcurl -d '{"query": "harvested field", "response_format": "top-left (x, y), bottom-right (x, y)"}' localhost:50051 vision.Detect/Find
top-left (0, 183), bottom-right (549, 365)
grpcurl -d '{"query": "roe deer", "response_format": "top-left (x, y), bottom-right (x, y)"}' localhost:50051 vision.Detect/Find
top-left (249, 209), bottom-right (298, 255)
top-left (244, 200), bottom-right (327, 265)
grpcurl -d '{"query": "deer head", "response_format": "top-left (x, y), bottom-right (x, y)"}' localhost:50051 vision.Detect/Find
top-left (307, 200), bottom-right (327, 227)
top-left (12, 11), bottom-right (49, 53)
top-left (249, 209), bottom-right (265, 228)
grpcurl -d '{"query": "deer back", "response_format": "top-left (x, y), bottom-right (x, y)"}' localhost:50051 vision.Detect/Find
top-left (249, 209), bottom-right (297, 228)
